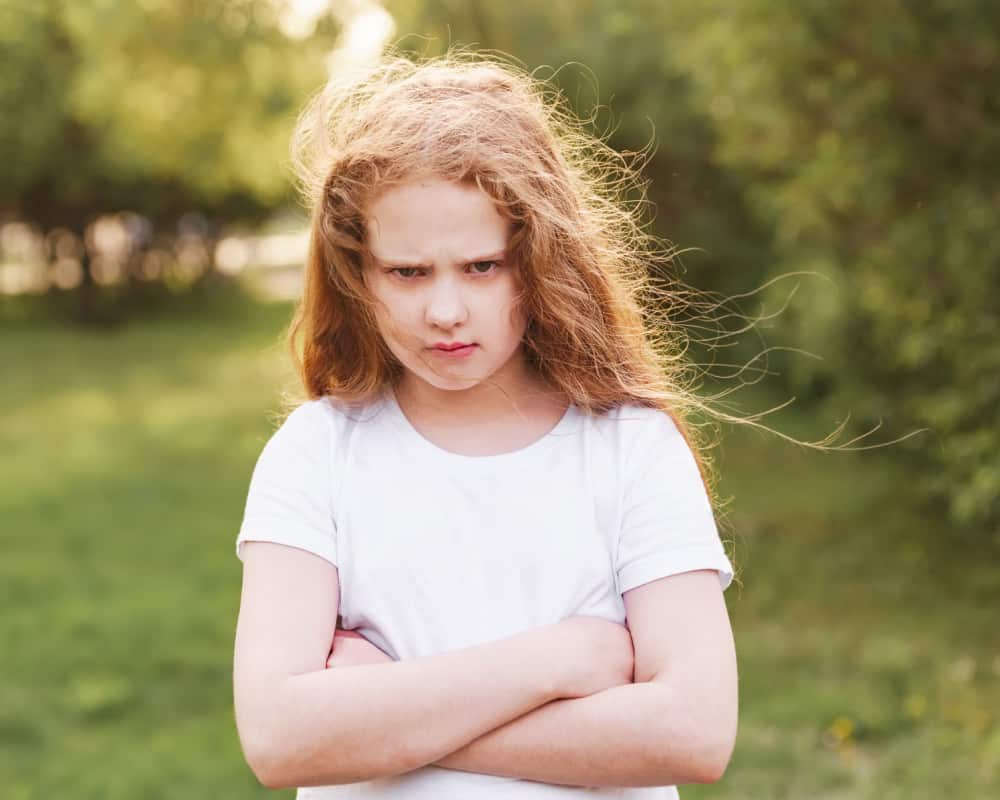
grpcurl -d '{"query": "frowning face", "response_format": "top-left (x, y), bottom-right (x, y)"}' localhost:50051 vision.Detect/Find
top-left (363, 178), bottom-right (531, 399)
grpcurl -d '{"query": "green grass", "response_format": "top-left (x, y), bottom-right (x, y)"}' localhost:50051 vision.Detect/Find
top-left (2, 289), bottom-right (997, 798)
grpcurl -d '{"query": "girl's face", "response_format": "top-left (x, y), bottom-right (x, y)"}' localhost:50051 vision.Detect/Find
top-left (363, 178), bottom-right (530, 396)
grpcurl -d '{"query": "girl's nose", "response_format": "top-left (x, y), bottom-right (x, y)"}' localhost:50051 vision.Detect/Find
top-left (425, 281), bottom-right (469, 329)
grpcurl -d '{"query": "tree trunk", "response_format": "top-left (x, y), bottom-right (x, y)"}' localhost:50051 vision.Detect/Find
top-left (75, 224), bottom-right (97, 324)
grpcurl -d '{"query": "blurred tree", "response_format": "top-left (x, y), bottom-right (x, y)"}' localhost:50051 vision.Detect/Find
top-left (0, 0), bottom-right (337, 321)
top-left (667, 0), bottom-right (1000, 533)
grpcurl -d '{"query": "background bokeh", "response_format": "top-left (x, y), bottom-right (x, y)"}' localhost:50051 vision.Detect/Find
top-left (2, 1), bottom-right (997, 797)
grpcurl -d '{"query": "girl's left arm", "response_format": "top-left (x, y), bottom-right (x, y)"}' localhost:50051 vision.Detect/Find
top-left (433, 569), bottom-right (737, 788)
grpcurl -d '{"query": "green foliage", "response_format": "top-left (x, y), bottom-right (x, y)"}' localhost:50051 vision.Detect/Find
top-left (0, 0), bottom-right (337, 227)
top-left (2, 300), bottom-right (998, 797)
top-left (0, 2), bottom-right (78, 202)
top-left (667, 0), bottom-right (1000, 532)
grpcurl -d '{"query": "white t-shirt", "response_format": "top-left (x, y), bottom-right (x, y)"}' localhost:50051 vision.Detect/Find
top-left (236, 388), bottom-right (734, 799)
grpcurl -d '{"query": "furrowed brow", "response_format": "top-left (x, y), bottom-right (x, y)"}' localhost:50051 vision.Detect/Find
top-left (377, 250), bottom-right (507, 268)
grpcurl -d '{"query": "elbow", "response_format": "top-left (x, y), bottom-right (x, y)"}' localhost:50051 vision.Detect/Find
top-left (240, 719), bottom-right (403, 789)
top-left (241, 728), bottom-right (294, 790)
top-left (690, 753), bottom-right (729, 785)
top-left (237, 703), bottom-right (303, 790)
top-left (260, 768), bottom-right (297, 792)
top-left (688, 726), bottom-right (737, 784)
top-left (653, 701), bottom-right (736, 785)
top-left (648, 721), bottom-right (735, 786)
top-left (251, 760), bottom-right (291, 792)
top-left (235, 682), bottom-right (316, 789)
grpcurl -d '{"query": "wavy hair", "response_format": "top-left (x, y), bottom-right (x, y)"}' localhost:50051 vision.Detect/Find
top-left (284, 48), bottom-right (865, 576)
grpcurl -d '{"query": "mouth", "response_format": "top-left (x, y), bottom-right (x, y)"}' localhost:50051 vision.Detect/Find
top-left (430, 343), bottom-right (477, 356)
top-left (432, 343), bottom-right (475, 351)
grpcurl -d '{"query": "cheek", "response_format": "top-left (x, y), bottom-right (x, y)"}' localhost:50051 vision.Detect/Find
top-left (503, 305), bottom-right (527, 338)
top-left (503, 290), bottom-right (529, 333)
top-left (491, 274), bottom-right (526, 326)
top-left (368, 283), bottom-right (403, 328)
top-left (373, 294), bottom-right (423, 351)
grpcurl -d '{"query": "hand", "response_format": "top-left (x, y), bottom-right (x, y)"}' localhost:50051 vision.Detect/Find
top-left (548, 615), bottom-right (635, 699)
top-left (326, 628), bottom-right (394, 669)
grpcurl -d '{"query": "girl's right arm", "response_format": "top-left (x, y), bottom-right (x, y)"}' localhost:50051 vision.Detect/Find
top-left (233, 541), bottom-right (629, 790)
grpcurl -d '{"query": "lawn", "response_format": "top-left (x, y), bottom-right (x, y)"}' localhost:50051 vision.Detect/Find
top-left (2, 288), bottom-right (996, 798)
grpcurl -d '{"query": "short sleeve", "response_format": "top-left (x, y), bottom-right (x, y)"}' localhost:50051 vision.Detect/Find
top-left (235, 401), bottom-right (339, 567)
top-left (616, 410), bottom-right (733, 593)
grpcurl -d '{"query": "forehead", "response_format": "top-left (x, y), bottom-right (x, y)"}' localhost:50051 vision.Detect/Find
top-left (365, 179), bottom-right (510, 260)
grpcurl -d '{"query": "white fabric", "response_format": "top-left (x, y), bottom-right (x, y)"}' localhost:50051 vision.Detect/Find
top-left (236, 389), bottom-right (734, 799)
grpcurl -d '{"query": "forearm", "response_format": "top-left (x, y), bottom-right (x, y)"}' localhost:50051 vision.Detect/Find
top-left (255, 626), bottom-right (562, 789)
top-left (433, 681), bottom-right (710, 788)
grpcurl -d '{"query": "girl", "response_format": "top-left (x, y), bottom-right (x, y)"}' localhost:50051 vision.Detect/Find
top-left (232, 50), bottom-right (738, 799)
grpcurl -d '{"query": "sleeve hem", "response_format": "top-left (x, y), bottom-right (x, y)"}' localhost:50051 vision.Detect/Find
top-left (235, 519), bottom-right (339, 568)
top-left (618, 545), bottom-right (734, 594)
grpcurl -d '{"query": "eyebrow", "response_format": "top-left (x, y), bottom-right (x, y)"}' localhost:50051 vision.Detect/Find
top-left (375, 250), bottom-right (507, 268)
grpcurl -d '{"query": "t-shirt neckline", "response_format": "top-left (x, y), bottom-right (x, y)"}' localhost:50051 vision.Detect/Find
top-left (382, 386), bottom-right (577, 468)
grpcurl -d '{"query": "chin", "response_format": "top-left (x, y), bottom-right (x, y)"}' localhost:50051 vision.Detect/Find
top-left (401, 364), bottom-right (486, 392)
top-left (419, 375), bottom-right (487, 392)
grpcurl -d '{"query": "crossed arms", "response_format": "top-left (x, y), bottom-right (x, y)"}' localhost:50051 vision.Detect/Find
top-left (233, 541), bottom-right (738, 789)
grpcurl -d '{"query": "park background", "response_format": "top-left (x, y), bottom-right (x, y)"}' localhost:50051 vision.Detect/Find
top-left (2, 1), bottom-right (997, 797)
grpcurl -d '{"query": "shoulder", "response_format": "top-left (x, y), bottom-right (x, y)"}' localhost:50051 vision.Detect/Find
top-left (246, 394), bottom-right (383, 494)
top-left (253, 396), bottom-right (371, 471)
top-left (602, 401), bottom-right (680, 429)
top-left (587, 402), bottom-right (707, 498)
top-left (261, 399), bottom-right (331, 449)
top-left (272, 394), bottom-right (376, 439)
top-left (588, 401), bottom-right (685, 453)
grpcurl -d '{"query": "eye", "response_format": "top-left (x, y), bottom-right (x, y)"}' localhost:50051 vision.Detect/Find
top-left (388, 267), bottom-right (425, 279)
top-left (468, 260), bottom-right (500, 275)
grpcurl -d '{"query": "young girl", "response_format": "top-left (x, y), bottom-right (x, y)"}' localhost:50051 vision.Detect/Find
top-left (232, 50), bottom-right (738, 799)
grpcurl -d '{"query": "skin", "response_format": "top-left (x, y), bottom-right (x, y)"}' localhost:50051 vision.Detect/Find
top-left (363, 177), bottom-right (568, 453)
top-left (326, 628), bottom-right (392, 669)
